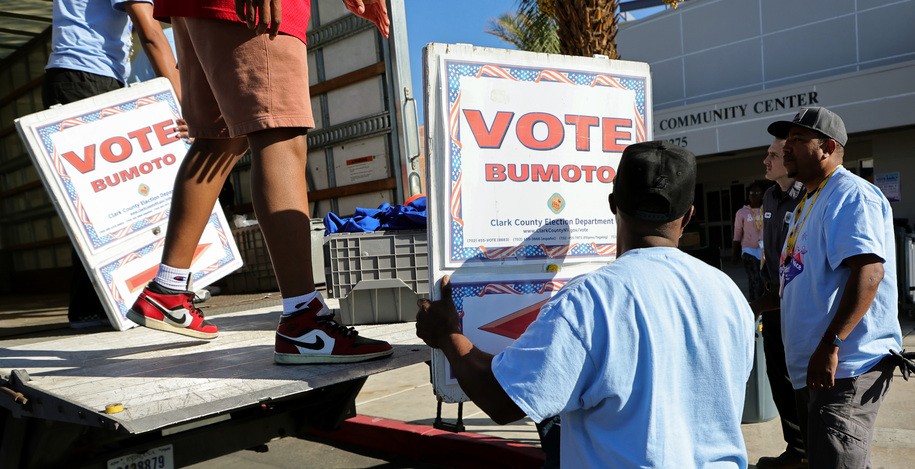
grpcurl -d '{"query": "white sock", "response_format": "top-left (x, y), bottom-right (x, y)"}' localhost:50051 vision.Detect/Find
top-left (154, 264), bottom-right (192, 291)
top-left (282, 291), bottom-right (331, 316)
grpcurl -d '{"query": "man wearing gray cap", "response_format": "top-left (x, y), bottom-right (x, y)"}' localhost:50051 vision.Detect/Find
top-left (416, 141), bottom-right (754, 467)
top-left (766, 107), bottom-right (902, 468)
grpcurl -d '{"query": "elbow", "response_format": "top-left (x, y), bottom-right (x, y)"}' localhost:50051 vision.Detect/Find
top-left (858, 260), bottom-right (885, 285)
top-left (489, 408), bottom-right (525, 425)
top-left (869, 263), bottom-right (885, 286)
top-left (478, 395), bottom-right (527, 425)
top-left (491, 414), bottom-right (516, 426)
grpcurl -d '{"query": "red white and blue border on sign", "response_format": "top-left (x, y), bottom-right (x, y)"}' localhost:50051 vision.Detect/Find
top-left (444, 60), bottom-right (647, 263)
top-left (450, 278), bottom-right (568, 312)
top-left (35, 91), bottom-right (183, 251)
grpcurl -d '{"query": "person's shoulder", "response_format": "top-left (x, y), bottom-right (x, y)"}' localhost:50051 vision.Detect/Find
top-left (540, 266), bottom-right (631, 320)
top-left (578, 260), bottom-right (633, 286)
top-left (762, 185), bottom-right (779, 207)
top-left (633, 247), bottom-right (719, 275)
top-left (831, 168), bottom-right (887, 205)
top-left (570, 253), bottom-right (653, 291)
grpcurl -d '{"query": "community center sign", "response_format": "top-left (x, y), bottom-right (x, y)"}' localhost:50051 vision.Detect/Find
top-left (16, 78), bottom-right (241, 331)
top-left (424, 44), bottom-right (652, 401)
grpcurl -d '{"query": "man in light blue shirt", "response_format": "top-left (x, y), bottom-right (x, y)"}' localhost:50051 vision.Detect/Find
top-left (767, 107), bottom-right (902, 468)
top-left (417, 141), bottom-right (755, 468)
top-left (47, 0), bottom-right (179, 88)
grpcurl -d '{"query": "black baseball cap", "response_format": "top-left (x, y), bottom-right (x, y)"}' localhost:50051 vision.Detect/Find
top-left (767, 106), bottom-right (848, 146)
top-left (612, 141), bottom-right (696, 222)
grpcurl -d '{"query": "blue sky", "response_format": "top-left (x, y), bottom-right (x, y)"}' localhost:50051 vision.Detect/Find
top-left (402, 0), bottom-right (518, 124)
top-left (400, 1), bottom-right (665, 124)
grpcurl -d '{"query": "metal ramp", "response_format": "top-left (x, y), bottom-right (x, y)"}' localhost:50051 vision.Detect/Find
top-left (0, 306), bottom-right (429, 467)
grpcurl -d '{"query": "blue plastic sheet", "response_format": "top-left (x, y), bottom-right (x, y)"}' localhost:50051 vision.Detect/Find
top-left (323, 196), bottom-right (427, 234)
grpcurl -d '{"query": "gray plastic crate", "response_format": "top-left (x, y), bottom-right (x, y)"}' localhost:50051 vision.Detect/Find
top-left (324, 230), bottom-right (429, 325)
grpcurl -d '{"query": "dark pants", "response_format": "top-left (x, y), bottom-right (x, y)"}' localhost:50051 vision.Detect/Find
top-left (43, 68), bottom-right (122, 322)
top-left (536, 415), bottom-right (561, 469)
top-left (794, 357), bottom-right (894, 469)
top-left (761, 311), bottom-right (805, 456)
top-left (742, 253), bottom-right (764, 300)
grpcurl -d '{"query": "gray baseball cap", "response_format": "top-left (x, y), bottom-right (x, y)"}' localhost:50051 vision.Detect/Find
top-left (767, 106), bottom-right (848, 146)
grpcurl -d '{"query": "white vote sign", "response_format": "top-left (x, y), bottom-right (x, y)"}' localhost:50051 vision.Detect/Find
top-left (16, 78), bottom-right (242, 331)
top-left (424, 44), bottom-right (652, 402)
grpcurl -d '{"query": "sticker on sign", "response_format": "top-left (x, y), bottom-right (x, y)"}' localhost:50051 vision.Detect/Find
top-left (107, 444), bottom-right (173, 469)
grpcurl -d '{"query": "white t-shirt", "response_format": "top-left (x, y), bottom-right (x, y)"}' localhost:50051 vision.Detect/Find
top-left (492, 247), bottom-right (754, 468)
top-left (780, 166), bottom-right (902, 389)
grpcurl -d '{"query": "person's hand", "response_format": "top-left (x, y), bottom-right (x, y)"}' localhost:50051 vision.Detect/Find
top-left (416, 275), bottom-right (461, 349)
top-left (175, 117), bottom-right (191, 141)
top-left (236, 0), bottom-right (282, 38)
top-left (806, 342), bottom-right (839, 390)
top-left (343, 0), bottom-right (390, 38)
top-left (749, 290), bottom-right (779, 318)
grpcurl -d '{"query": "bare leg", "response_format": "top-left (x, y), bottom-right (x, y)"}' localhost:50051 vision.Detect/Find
top-left (247, 128), bottom-right (315, 297)
top-left (161, 137), bottom-right (248, 268)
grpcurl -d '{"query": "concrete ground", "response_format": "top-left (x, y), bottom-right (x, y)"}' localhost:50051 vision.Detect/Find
top-left (2, 262), bottom-right (914, 468)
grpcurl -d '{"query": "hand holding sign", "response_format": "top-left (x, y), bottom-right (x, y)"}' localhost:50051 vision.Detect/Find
top-left (416, 275), bottom-right (462, 350)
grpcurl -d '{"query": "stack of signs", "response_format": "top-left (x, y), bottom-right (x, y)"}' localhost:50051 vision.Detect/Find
top-left (15, 78), bottom-right (242, 331)
top-left (423, 44), bottom-right (652, 402)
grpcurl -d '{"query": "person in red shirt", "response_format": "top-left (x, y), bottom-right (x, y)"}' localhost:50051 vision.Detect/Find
top-left (128, 0), bottom-right (394, 364)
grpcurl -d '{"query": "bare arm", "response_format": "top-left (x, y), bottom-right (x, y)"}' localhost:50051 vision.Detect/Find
top-left (416, 276), bottom-right (526, 424)
top-left (731, 211), bottom-right (744, 264)
top-left (731, 241), bottom-right (742, 265)
top-left (806, 254), bottom-right (884, 389)
top-left (124, 2), bottom-right (181, 102)
top-left (436, 333), bottom-right (526, 424)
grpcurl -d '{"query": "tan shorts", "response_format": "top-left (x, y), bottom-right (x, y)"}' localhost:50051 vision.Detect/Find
top-left (172, 16), bottom-right (315, 139)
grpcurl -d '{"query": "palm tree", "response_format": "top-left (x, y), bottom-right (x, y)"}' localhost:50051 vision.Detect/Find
top-left (486, 10), bottom-right (560, 54)
top-left (515, 0), bottom-right (684, 59)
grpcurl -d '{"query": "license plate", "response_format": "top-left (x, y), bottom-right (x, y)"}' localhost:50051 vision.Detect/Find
top-left (107, 444), bottom-right (174, 469)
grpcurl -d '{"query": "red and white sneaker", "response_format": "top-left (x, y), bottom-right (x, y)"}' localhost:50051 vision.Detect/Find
top-left (127, 284), bottom-right (218, 340)
top-left (275, 296), bottom-right (393, 364)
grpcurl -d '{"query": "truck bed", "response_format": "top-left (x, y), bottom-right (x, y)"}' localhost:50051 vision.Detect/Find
top-left (0, 305), bottom-right (428, 435)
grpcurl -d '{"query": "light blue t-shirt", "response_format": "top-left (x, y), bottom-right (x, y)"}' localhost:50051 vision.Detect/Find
top-left (46, 0), bottom-right (151, 83)
top-left (780, 166), bottom-right (902, 389)
top-left (492, 247), bottom-right (755, 468)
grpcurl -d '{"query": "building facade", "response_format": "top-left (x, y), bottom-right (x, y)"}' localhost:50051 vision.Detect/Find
top-left (618, 0), bottom-right (915, 252)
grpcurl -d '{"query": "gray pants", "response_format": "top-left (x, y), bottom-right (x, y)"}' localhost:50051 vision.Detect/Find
top-left (795, 357), bottom-right (895, 469)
